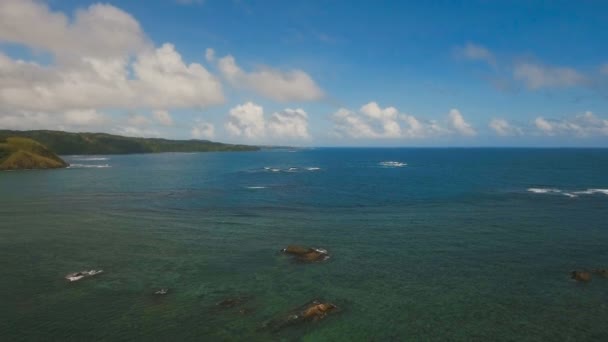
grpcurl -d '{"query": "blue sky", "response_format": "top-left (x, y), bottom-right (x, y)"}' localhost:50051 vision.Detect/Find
top-left (0, 0), bottom-right (607, 146)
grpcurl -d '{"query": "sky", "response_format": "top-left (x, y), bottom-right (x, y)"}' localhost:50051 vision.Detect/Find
top-left (0, 0), bottom-right (607, 147)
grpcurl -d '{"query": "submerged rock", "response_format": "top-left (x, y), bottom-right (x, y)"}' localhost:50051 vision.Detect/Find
top-left (264, 299), bottom-right (338, 331)
top-left (592, 269), bottom-right (608, 278)
top-left (571, 271), bottom-right (592, 282)
top-left (280, 245), bottom-right (330, 262)
top-left (216, 297), bottom-right (249, 308)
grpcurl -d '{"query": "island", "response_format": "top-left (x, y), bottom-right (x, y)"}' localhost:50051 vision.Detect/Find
top-left (0, 130), bottom-right (259, 155)
top-left (0, 137), bottom-right (69, 170)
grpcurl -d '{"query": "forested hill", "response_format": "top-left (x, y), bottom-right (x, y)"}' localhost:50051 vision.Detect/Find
top-left (0, 137), bottom-right (68, 170)
top-left (0, 130), bottom-right (259, 155)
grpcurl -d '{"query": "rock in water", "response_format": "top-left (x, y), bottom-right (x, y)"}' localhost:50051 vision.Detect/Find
top-left (264, 299), bottom-right (338, 331)
top-left (571, 271), bottom-right (592, 282)
top-left (281, 245), bottom-right (330, 262)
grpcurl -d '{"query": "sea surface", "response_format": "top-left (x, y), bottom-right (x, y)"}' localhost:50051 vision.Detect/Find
top-left (2, 148), bottom-right (608, 341)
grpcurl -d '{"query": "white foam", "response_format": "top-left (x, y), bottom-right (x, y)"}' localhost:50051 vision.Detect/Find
top-left (307, 167), bottom-right (321, 171)
top-left (246, 186), bottom-right (266, 189)
top-left (72, 157), bottom-right (109, 161)
top-left (527, 188), bottom-right (561, 194)
top-left (379, 161), bottom-right (407, 168)
top-left (287, 167), bottom-right (299, 172)
top-left (529, 187), bottom-right (608, 198)
top-left (572, 189), bottom-right (608, 196)
top-left (68, 164), bottom-right (111, 169)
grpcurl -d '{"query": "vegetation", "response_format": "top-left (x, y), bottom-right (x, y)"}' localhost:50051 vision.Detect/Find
top-left (0, 130), bottom-right (259, 155)
top-left (0, 137), bottom-right (68, 170)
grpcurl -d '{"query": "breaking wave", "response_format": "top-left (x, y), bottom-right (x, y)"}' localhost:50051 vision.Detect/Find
top-left (246, 186), bottom-right (267, 189)
top-left (379, 161), bottom-right (407, 168)
top-left (72, 157), bottom-right (109, 161)
top-left (527, 187), bottom-right (608, 198)
top-left (68, 164), bottom-right (111, 169)
top-left (260, 166), bottom-right (321, 173)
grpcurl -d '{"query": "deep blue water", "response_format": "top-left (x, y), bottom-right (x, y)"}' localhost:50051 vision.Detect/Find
top-left (1, 148), bottom-right (608, 341)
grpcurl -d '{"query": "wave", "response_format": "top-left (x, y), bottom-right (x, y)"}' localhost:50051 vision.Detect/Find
top-left (527, 187), bottom-right (608, 198)
top-left (261, 166), bottom-right (321, 173)
top-left (72, 157), bottom-right (109, 161)
top-left (573, 189), bottom-right (608, 196)
top-left (527, 188), bottom-right (561, 194)
top-left (246, 186), bottom-right (267, 189)
top-left (68, 164), bottom-right (111, 169)
top-left (379, 161), bottom-right (407, 168)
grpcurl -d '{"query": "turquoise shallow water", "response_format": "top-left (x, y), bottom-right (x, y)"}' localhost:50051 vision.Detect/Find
top-left (2, 148), bottom-right (608, 341)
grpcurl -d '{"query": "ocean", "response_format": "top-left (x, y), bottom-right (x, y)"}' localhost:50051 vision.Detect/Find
top-left (1, 148), bottom-right (608, 341)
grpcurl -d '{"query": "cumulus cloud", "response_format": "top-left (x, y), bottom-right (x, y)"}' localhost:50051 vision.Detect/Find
top-left (0, 0), bottom-right (224, 134)
top-left (489, 118), bottom-right (523, 136)
top-left (534, 112), bottom-right (608, 137)
top-left (191, 120), bottom-right (215, 139)
top-left (153, 110), bottom-right (174, 126)
top-left (0, 109), bottom-right (108, 131)
top-left (224, 102), bottom-right (310, 140)
top-left (331, 102), bottom-right (469, 139)
top-left (0, 1), bottom-right (147, 59)
top-left (225, 102), bottom-right (266, 138)
top-left (267, 108), bottom-right (310, 139)
top-left (455, 42), bottom-right (496, 66)
top-left (447, 109), bottom-right (477, 136)
top-left (217, 54), bottom-right (324, 102)
top-left (513, 62), bottom-right (586, 89)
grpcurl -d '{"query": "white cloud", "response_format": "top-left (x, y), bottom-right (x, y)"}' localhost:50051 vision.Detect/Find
top-left (191, 120), bottom-right (215, 139)
top-left (153, 110), bottom-right (174, 126)
top-left (448, 109), bottom-right (477, 136)
top-left (513, 62), bottom-right (585, 89)
top-left (0, 1), bottom-right (148, 59)
top-left (225, 102), bottom-right (266, 138)
top-left (217, 54), bottom-right (324, 102)
top-left (489, 118), bottom-right (523, 136)
top-left (535, 112), bottom-right (608, 137)
top-left (0, 109), bottom-right (109, 131)
top-left (267, 108), bottom-right (310, 139)
top-left (455, 42), bottom-right (496, 66)
top-left (331, 102), bottom-right (454, 139)
top-left (224, 102), bottom-right (310, 141)
top-left (127, 113), bottom-right (150, 126)
top-left (0, 0), bottom-right (224, 133)
top-left (205, 48), bottom-right (215, 62)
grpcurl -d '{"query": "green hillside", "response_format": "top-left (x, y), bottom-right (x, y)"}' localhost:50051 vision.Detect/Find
top-left (0, 137), bottom-right (68, 170)
top-left (0, 130), bottom-right (259, 155)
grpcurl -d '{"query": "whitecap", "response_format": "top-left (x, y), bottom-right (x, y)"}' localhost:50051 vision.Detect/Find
top-left (379, 161), bottom-right (407, 168)
top-left (72, 157), bottom-right (109, 161)
top-left (306, 167), bottom-right (321, 171)
top-left (527, 188), bottom-right (561, 194)
top-left (68, 164), bottom-right (111, 169)
top-left (246, 186), bottom-right (267, 189)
